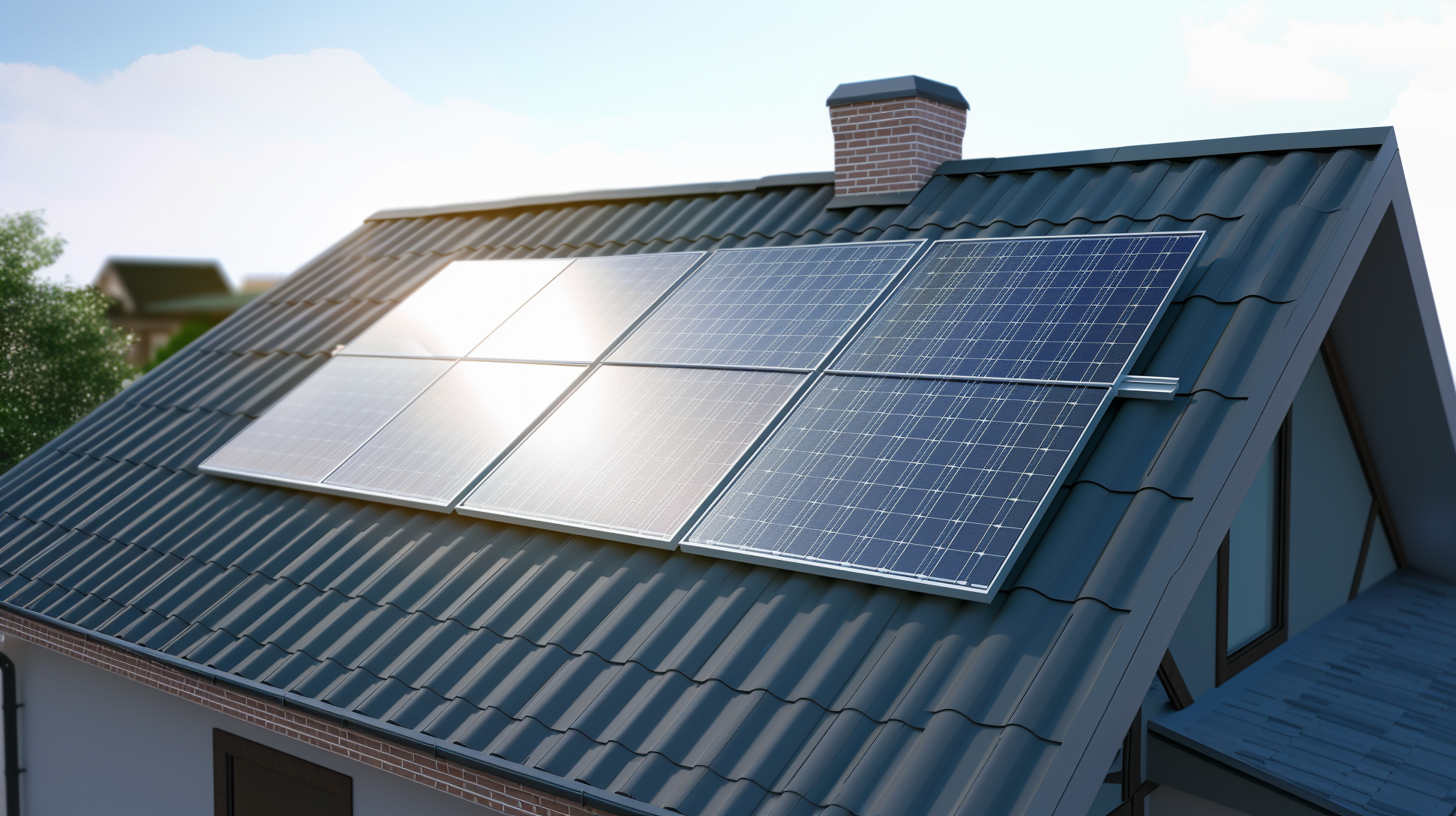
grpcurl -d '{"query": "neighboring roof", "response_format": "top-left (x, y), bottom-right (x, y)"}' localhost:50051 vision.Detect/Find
top-left (1152, 570), bottom-right (1456, 816)
top-left (144, 291), bottom-right (260, 315)
top-left (98, 257), bottom-right (230, 315)
top-left (0, 127), bottom-right (1446, 816)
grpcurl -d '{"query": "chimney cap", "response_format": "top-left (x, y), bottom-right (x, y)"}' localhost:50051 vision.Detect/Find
top-left (826, 75), bottom-right (968, 110)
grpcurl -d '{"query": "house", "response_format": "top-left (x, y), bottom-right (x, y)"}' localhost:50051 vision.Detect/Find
top-left (1, 75), bottom-right (1452, 816)
top-left (94, 257), bottom-right (270, 366)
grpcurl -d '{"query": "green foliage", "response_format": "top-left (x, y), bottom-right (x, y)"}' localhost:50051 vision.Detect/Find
top-left (0, 211), bottom-right (134, 472)
top-left (143, 317), bottom-right (216, 373)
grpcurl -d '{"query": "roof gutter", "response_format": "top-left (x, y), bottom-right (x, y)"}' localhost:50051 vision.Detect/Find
top-left (0, 602), bottom-right (673, 816)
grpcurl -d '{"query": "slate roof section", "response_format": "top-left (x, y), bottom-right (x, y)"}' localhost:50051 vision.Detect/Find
top-left (0, 129), bottom-right (1401, 816)
top-left (1152, 570), bottom-right (1456, 816)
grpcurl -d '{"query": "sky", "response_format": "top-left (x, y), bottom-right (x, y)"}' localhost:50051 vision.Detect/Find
top-left (1, 0), bottom-right (1454, 359)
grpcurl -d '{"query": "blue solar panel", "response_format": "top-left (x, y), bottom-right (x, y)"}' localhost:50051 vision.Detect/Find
top-left (686, 375), bottom-right (1108, 597)
top-left (608, 241), bottom-right (920, 370)
top-left (833, 233), bottom-right (1201, 384)
top-left (460, 365), bottom-right (804, 542)
top-left (469, 252), bottom-right (704, 363)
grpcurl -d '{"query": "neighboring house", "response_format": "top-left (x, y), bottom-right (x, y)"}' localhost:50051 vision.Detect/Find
top-left (94, 258), bottom-right (269, 366)
top-left (0, 75), bottom-right (1452, 816)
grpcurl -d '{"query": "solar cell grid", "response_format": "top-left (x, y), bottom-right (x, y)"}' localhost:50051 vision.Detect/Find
top-left (200, 356), bottom-right (450, 484)
top-left (469, 252), bottom-right (704, 363)
top-left (834, 233), bottom-right (1201, 384)
top-left (461, 365), bottom-right (804, 542)
top-left (325, 361), bottom-right (583, 505)
top-left (343, 258), bottom-right (571, 358)
top-left (687, 375), bottom-right (1107, 596)
top-left (608, 241), bottom-right (920, 370)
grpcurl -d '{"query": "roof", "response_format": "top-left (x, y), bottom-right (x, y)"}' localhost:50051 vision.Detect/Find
top-left (98, 257), bottom-right (230, 315)
top-left (0, 126), bottom-right (1446, 816)
top-left (1152, 570), bottom-right (1456, 816)
top-left (144, 291), bottom-right (261, 315)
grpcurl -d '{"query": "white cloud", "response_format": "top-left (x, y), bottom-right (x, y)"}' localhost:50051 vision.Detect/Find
top-left (1183, 3), bottom-right (1350, 102)
top-left (1184, 4), bottom-right (1456, 367)
top-left (0, 47), bottom-right (819, 284)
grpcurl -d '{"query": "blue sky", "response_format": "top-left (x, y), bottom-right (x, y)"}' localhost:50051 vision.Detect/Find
top-left (2, 0), bottom-right (1454, 344)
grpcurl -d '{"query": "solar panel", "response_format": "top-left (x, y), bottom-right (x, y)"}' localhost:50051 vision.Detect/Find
top-left (468, 252), bottom-right (704, 363)
top-left (459, 365), bottom-right (804, 543)
top-left (685, 375), bottom-right (1107, 598)
top-left (608, 242), bottom-right (920, 370)
top-left (833, 233), bottom-right (1201, 384)
top-left (200, 356), bottom-right (450, 484)
top-left (325, 361), bottom-right (584, 506)
top-left (343, 259), bottom-right (571, 358)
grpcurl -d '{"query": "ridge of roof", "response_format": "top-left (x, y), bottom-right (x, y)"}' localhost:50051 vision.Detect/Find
top-left (364, 127), bottom-right (1391, 223)
top-left (366, 172), bottom-right (836, 222)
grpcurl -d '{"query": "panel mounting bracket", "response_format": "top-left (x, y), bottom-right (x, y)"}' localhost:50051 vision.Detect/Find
top-left (1116, 375), bottom-right (1180, 400)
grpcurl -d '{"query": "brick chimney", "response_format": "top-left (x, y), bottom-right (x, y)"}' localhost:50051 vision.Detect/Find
top-left (827, 76), bottom-right (968, 201)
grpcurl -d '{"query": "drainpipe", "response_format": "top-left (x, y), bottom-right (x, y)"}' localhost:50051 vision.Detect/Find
top-left (0, 651), bottom-right (17, 816)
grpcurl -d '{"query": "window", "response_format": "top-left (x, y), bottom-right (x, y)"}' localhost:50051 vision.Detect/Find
top-left (1216, 418), bottom-right (1289, 685)
top-left (213, 730), bottom-right (351, 816)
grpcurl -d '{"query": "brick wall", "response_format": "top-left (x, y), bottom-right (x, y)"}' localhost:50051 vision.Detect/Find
top-left (829, 97), bottom-right (966, 197)
top-left (0, 609), bottom-right (611, 816)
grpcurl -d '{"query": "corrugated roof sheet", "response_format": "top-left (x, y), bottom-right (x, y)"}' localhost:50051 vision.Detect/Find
top-left (1151, 570), bottom-right (1456, 816)
top-left (0, 136), bottom-right (1390, 816)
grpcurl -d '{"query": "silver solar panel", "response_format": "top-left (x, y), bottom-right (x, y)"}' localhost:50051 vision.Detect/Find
top-left (608, 242), bottom-right (920, 370)
top-left (460, 365), bottom-right (804, 542)
top-left (469, 252), bottom-right (704, 363)
top-left (343, 259), bottom-right (571, 358)
top-left (200, 356), bottom-right (450, 484)
top-left (325, 361), bottom-right (584, 506)
top-left (834, 233), bottom-right (1201, 384)
top-left (686, 375), bottom-right (1108, 599)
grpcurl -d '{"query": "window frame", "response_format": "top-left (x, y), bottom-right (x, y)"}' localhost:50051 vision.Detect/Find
top-left (1215, 413), bottom-right (1291, 686)
top-left (213, 729), bottom-right (352, 816)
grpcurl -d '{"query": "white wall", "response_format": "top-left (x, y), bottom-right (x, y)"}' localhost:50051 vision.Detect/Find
top-left (0, 636), bottom-right (499, 816)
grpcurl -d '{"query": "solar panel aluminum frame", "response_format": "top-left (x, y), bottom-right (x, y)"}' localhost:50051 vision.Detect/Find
top-left (682, 230), bottom-right (1206, 602)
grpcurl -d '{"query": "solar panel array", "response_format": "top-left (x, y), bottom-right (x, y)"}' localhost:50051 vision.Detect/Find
top-left (205, 233), bottom-right (1200, 599)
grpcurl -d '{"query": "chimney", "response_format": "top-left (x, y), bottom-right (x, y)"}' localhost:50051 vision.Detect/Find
top-left (826, 76), bottom-right (968, 202)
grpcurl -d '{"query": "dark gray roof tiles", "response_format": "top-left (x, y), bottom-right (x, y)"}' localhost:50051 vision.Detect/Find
top-left (1152, 570), bottom-right (1456, 816)
top-left (0, 135), bottom-right (1395, 816)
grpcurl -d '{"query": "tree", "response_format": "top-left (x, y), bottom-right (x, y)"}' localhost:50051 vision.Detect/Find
top-left (0, 211), bottom-right (134, 472)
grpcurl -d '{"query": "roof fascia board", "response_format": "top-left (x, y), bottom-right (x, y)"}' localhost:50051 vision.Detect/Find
top-left (0, 601), bottom-right (676, 816)
top-left (1038, 129), bottom-right (1404, 816)
top-left (936, 127), bottom-right (1393, 177)
top-left (366, 172), bottom-right (836, 222)
top-left (1147, 731), bottom-right (1359, 816)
